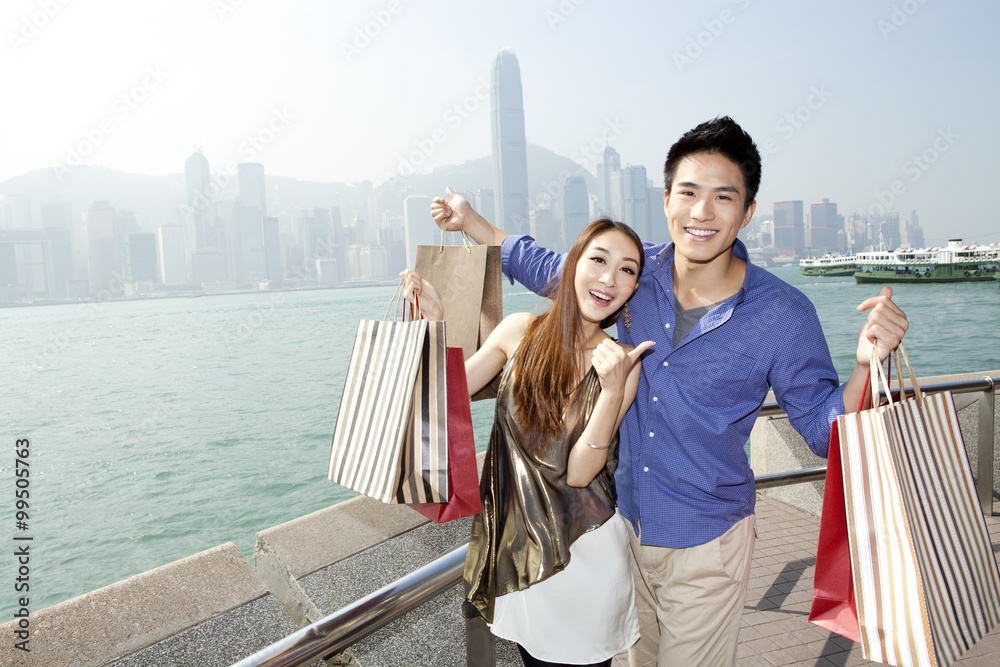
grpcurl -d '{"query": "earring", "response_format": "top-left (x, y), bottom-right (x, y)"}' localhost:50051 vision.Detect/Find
top-left (623, 304), bottom-right (631, 333)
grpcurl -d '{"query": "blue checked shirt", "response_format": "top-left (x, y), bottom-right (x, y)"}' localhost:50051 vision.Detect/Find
top-left (501, 235), bottom-right (846, 548)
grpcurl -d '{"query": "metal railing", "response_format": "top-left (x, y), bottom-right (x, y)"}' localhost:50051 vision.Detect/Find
top-left (232, 375), bottom-right (998, 667)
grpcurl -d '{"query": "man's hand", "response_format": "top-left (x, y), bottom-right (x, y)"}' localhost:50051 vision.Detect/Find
top-left (856, 286), bottom-right (909, 366)
top-left (431, 186), bottom-right (473, 233)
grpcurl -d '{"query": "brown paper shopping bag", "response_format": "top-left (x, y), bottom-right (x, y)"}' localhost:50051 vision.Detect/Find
top-left (415, 232), bottom-right (502, 400)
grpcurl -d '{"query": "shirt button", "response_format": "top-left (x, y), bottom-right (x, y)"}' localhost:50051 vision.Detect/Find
top-left (643, 467), bottom-right (649, 472)
top-left (662, 361), bottom-right (669, 367)
top-left (652, 396), bottom-right (658, 402)
top-left (649, 432), bottom-right (654, 437)
top-left (664, 323), bottom-right (670, 328)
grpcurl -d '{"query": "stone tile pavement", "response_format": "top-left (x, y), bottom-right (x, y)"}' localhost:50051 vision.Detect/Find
top-left (612, 494), bottom-right (1000, 666)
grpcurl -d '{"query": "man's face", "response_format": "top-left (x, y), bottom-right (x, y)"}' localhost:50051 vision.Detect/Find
top-left (664, 152), bottom-right (756, 268)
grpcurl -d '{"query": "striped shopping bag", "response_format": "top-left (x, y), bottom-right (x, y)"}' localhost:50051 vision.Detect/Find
top-left (835, 344), bottom-right (1000, 666)
top-left (328, 315), bottom-right (449, 505)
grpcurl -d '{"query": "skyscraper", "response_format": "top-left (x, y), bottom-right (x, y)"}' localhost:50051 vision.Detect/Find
top-left (610, 165), bottom-right (650, 241)
top-left (563, 176), bottom-right (589, 249)
top-left (596, 147), bottom-right (620, 215)
top-left (773, 200), bottom-right (805, 257)
top-left (490, 48), bottom-right (529, 235)
top-left (87, 201), bottom-right (121, 295)
top-left (185, 150), bottom-right (218, 250)
top-left (237, 163), bottom-right (269, 284)
top-left (809, 199), bottom-right (842, 252)
top-left (157, 224), bottom-right (187, 286)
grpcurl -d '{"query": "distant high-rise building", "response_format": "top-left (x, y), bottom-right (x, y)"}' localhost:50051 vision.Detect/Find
top-left (902, 210), bottom-right (924, 248)
top-left (563, 176), bottom-right (589, 250)
top-left (87, 201), bottom-right (121, 295)
top-left (880, 211), bottom-right (901, 251)
top-left (126, 233), bottom-right (158, 282)
top-left (263, 216), bottom-right (282, 285)
top-left (157, 224), bottom-right (187, 285)
top-left (186, 150), bottom-right (219, 250)
top-left (773, 201), bottom-right (805, 257)
top-left (647, 185), bottom-right (669, 244)
top-left (610, 165), bottom-right (650, 241)
top-left (403, 195), bottom-right (432, 267)
top-left (490, 48), bottom-right (529, 235)
top-left (530, 204), bottom-right (559, 252)
top-left (809, 199), bottom-right (842, 252)
top-left (1, 194), bottom-right (33, 229)
top-left (596, 147), bottom-right (620, 215)
top-left (237, 163), bottom-right (271, 284)
top-left (474, 189), bottom-right (495, 225)
top-left (41, 201), bottom-right (72, 230)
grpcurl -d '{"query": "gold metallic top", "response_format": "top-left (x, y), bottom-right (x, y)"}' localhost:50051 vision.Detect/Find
top-left (464, 350), bottom-right (619, 623)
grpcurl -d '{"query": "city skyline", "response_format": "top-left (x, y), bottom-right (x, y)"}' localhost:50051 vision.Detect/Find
top-left (2, 1), bottom-right (998, 246)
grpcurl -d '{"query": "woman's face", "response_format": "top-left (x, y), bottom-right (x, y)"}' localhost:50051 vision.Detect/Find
top-left (573, 229), bottom-right (641, 326)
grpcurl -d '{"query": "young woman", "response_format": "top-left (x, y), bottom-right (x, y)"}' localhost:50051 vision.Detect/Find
top-left (402, 205), bottom-right (653, 667)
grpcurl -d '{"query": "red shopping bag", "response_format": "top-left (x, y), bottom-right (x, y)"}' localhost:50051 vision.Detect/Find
top-left (808, 416), bottom-right (861, 643)
top-left (409, 347), bottom-right (482, 523)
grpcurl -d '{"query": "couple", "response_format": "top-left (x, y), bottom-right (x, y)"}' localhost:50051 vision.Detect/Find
top-left (402, 116), bottom-right (909, 667)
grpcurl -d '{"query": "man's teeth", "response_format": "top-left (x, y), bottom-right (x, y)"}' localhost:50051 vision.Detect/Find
top-left (590, 291), bottom-right (612, 302)
top-left (687, 228), bottom-right (716, 237)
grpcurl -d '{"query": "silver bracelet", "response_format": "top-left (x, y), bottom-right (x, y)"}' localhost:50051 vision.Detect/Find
top-left (580, 435), bottom-right (612, 450)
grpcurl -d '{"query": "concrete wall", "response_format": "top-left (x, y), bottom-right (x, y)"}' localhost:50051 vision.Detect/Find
top-left (0, 543), bottom-right (310, 667)
top-left (750, 369), bottom-right (1000, 516)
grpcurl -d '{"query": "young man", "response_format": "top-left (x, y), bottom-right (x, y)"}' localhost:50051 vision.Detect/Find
top-left (431, 117), bottom-right (908, 666)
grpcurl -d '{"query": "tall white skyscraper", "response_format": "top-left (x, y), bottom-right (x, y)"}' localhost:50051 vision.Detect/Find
top-left (596, 147), bottom-right (620, 214)
top-left (157, 224), bottom-right (187, 285)
top-left (185, 150), bottom-right (218, 250)
top-left (610, 165), bottom-right (650, 241)
top-left (490, 48), bottom-right (529, 235)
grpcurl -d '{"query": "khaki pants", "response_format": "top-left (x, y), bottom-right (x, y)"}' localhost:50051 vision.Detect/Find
top-left (626, 515), bottom-right (756, 667)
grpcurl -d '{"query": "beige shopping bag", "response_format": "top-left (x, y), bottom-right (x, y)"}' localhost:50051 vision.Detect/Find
top-left (415, 232), bottom-right (502, 400)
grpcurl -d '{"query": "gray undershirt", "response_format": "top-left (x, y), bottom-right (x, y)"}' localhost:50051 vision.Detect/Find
top-left (673, 298), bottom-right (727, 346)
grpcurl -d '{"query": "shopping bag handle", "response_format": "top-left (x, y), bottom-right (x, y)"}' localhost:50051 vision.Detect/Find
top-left (870, 342), bottom-right (922, 410)
top-left (438, 228), bottom-right (474, 254)
top-left (384, 278), bottom-right (424, 322)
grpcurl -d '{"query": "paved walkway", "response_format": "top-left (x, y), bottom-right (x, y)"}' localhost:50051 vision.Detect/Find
top-left (610, 494), bottom-right (1000, 666)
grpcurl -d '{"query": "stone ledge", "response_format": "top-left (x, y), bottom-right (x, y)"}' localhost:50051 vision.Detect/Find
top-left (0, 542), bottom-right (266, 667)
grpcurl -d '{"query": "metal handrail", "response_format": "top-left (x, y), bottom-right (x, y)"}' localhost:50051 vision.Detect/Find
top-left (230, 545), bottom-right (467, 667)
top-left (233, 375), bottom-right (998, 667)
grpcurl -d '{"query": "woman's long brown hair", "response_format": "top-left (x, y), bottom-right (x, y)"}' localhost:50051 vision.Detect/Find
top-left (512, 219), bottom-right (644, 443)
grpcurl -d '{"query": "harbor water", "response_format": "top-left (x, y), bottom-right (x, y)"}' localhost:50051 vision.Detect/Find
top-left (3, 266), bottom-right (1000, 617)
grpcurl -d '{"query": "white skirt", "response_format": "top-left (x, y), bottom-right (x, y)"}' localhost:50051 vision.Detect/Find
top-left (489, 510), bottom-right (639, 664)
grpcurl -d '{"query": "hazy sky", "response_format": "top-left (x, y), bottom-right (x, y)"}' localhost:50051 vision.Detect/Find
top-left (3, 0), bottom-right (998, 244)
